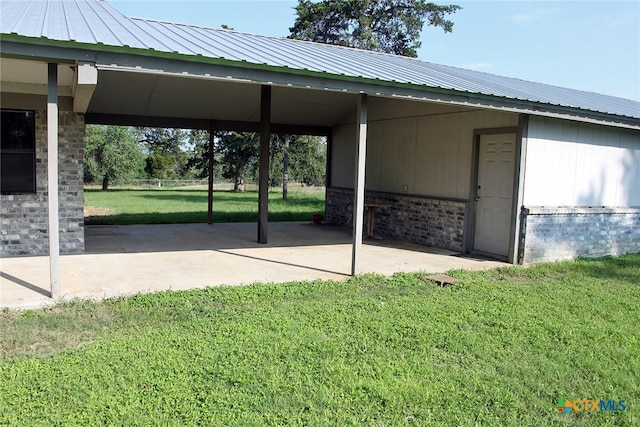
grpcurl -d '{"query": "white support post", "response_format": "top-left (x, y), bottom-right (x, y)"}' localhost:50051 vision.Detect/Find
top-left (47, 63), bottom-right (60, 298)
top-left (351, 93), bottom-right (368, 276)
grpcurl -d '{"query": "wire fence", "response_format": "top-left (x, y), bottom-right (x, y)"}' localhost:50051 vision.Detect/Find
top-left (85, 179), bottom-right (222, 190)
top-left (84, 179), bottom-right (325, 191)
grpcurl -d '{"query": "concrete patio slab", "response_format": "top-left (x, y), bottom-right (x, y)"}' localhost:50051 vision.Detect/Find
top-left (1, 222), bottom-right (506, 309)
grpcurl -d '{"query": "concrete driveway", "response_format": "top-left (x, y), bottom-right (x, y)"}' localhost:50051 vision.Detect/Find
top-left (1, 222), bottom-right (506, 309)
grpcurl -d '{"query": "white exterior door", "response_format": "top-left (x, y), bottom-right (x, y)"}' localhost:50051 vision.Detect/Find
top-left (473, 133), bottom-right (516, 257)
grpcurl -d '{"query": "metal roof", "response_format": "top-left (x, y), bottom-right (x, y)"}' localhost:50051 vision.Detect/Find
top-left (2, 0), bottom-right (639, 121)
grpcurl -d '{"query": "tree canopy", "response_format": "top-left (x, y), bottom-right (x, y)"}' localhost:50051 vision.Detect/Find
top-left (139, 128), bottom-right (190, 180)
top-left (83, 125), bottom-right (145, 190)
top-left (83, 126), bottom-right (327, 192)
top-left (289, 0), bottom-right (461, 57)
top-left (217, 132), bottom-right (260, 192)
top-left (215, 132), bottom-right (327, 192)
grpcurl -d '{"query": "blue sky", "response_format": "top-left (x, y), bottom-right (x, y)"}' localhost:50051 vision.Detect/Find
top-left (110, 0), bottom-right (640, 102)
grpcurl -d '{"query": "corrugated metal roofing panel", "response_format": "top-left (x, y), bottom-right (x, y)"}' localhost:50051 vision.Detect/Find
top-left (1, 0), bottom-right (639, 120)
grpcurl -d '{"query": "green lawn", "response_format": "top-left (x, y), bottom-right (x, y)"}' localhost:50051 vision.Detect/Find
top-left (84, 186), bottom-right (326, 225)
top-left (1, 254), bottom-right (639, 426)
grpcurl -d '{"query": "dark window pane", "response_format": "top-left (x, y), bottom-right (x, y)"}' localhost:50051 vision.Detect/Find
top-left (1, 109), bottom-right (36, 194)
top-left (1, 110), bottom-right (35, 150)
top-left (1, 153), bottom-right (36, 193)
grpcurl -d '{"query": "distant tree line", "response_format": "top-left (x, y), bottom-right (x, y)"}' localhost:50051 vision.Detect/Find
top-left (83, 125), bottom-right (327, 193)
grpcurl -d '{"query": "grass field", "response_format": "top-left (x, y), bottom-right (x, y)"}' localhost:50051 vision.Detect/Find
top-left (84, 186), bottom-right (326, 225)
top-left (1, 254), bottom-right (638, 426)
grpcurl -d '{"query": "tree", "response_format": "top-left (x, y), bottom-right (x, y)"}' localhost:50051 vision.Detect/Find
top-left (282, 134), bottom-right (291, 199)
top-left (289, 0), bottom-right (461, 57)
top-left (83, 125), bottom-right (145, 190)
top-left (140, 128), bottom-right (190, 180)
top-left (186, 129), bottom-right (222, 180)
top-left (266, 134), bottom-right (327, 195)
top-left (268, 135), bottom-right (286, 188)
top-left (145, 152), bottom-right (180, 180)
top-left (217, 132), bottom-right (260, 192)
top-left (183, 130), bottom-right (326, 194)
top-left (139, 128), bottom-right (185, 155)
top-left (289, 135), bottom-right (326, 186)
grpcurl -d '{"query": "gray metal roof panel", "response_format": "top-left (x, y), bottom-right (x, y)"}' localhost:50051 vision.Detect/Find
top-left (2, 0), bottom-right (638, 120)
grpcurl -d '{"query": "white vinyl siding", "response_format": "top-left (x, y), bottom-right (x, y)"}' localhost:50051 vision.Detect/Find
top-left (523, 116), bottom-right (640, 207)
top-left (330, 97), bottom-right (518, 198)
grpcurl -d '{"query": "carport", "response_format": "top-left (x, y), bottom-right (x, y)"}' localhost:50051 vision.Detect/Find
top-left (3, 0), bottom-right (638, 302)
top-left (0, 0), bottom-right (496, 297)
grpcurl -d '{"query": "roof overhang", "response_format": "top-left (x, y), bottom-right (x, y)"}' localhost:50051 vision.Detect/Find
top-left (2, 38), bottom-right (639, 131)
top-left (72, 62), bottom-right (97, 113)
top-left (0, 55), bottom-right (96, 113)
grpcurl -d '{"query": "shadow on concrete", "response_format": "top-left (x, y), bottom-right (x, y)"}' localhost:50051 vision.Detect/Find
top-left (2, 222), bottom-right (508, 310)
top-left (216, 249), bottom-right (347, 277)
top-left (84, 222), bottom-right (353, 254)
top-left (0, 271), bottom-right (50, 298)
top-left (85, 211), bottom-right (323, 226)
top-left (452, 253), bottom-right (502, 262)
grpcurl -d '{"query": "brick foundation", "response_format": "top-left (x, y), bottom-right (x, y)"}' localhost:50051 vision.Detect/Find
top-left (519, 207), bottom-right (640, 264)
top-left (1, 111), bottom-right (85, 257)
top-left (325, 187), bottom-right (466, 252)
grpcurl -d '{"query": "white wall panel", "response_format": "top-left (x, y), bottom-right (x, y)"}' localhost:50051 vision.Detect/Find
top-left (368, 118), bottom-right (417, 193)
top-left (414, 115), bottom-right (459, 197)
top-left (523, 121), bottom-right (578, 205)
top-left (330, 123), bottom-right (357, 187)
top-left (524, 116), bottom-right (640, 207)
top-left (330, 97), bottom-right (519, 198)
top-left (617, 131), bottom-right (640, 205)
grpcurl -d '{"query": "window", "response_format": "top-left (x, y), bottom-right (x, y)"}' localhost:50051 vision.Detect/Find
top-left (1, 110), bottom-right (36, 194)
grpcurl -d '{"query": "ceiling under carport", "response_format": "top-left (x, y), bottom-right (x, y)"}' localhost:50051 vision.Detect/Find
top-left (87, 69), bottom-right (357, 128)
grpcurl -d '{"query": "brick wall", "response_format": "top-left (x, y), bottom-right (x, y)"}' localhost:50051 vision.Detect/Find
top-left (1, 111), bottom-right (85, 257)
top-left (519, 207), bottom-right (640, 264)
top-left (326, 187), bottom-right (467, 252)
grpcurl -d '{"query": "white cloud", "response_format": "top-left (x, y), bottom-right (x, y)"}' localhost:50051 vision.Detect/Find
top-left (511, 8), bottom-right (554, 23)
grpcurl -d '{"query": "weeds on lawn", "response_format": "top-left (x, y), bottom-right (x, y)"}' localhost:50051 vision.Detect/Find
top-left (1, 254), bottom-right (638, 426)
